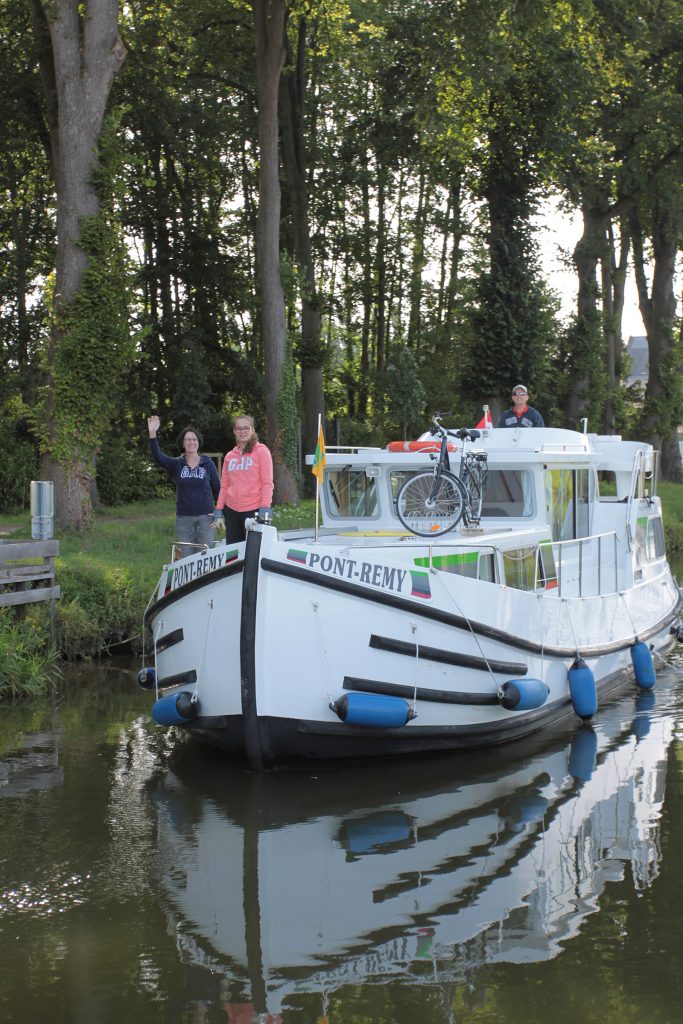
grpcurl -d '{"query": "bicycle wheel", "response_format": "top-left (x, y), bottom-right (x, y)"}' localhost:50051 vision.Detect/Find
top-left (462, 455), bottom-right (488, 524)
top-left (396, 470), bottom-right (466, 536)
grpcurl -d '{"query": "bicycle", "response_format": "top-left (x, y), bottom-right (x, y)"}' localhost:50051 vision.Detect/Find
top-left (396, 415), bottom-right (489, 536)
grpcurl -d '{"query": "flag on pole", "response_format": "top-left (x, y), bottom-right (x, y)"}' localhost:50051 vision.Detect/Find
top-left (476, 405), bottom-right (493, 430)
top-left (312, 420), bottom-right (327, 483)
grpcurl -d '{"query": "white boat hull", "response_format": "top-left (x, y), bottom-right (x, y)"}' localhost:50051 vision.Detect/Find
top-left (143, 523), bottom-right (681, 768)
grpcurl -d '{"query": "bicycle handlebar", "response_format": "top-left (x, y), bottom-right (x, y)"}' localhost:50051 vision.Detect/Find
top-left (430, 415), bottom-right (480, 443)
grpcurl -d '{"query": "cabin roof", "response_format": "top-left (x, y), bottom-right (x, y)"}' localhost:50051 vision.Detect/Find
top-left (306, 427), bottom-right (654, 469)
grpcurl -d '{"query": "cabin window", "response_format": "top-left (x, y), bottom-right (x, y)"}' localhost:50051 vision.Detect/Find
top-left (635, 516), bottom-right (666, 562)
top-left (481, 470), bottom-right (534, 517)
top-left (597, 470), bottom-right (620, 499)
top-left (501, 544), bottom-right (556, 591)
top-left (390, 469), bottom-right (534, 518)
top-left (325, 468), bottom-right (379, 519)
top-left (544, 468), bottom-right (592, 541)
top-left (502, 547), bottom-right (537, 591)
top-left (413, 550), bottom-right (497, 582)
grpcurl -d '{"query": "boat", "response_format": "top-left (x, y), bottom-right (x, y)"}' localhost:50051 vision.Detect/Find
top-left (138, 421), bottom-right (682, 768)
top-left (150, 688), bottom-right (675, 1018)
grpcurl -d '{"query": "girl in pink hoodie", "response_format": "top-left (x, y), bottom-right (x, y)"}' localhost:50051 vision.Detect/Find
top-left (216, 415), bottom-right (274, 542)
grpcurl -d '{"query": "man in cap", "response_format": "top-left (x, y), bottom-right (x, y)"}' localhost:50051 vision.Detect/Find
top-left (497, 385), bottom-right (545, 428)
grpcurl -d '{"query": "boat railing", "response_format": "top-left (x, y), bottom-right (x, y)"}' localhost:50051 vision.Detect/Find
top-left (535, 531), bottom-right (622, 598)
top-left (333, 533), bottom-right (625, 598)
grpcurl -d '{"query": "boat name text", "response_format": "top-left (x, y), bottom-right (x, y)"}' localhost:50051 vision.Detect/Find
top-left (286, 548), bottom-right (431, 597)
top-left (165, 549), bottom-right (239, 594)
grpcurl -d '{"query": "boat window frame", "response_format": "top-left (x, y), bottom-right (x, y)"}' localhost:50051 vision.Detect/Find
top-left (323, 465), bottom-right (381, 521)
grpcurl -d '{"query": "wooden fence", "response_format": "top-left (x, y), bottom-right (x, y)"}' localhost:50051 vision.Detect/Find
top-left (0, 539), bottom-right (60, 609)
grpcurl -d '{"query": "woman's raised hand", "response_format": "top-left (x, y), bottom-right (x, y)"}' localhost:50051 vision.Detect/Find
top-left (147, 414), bottom-right (160, 438)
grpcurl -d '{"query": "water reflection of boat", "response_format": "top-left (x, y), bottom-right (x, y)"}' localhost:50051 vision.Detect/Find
top-left (150, 690), bottom-right (672, 1018)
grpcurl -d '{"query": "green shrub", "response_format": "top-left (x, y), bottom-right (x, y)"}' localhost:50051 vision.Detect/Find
top-left (96, 434), bottom-right (172, 506)
top-left (0, 608), bottom-right (60, 699)
top-left (0, 401), bottom-right (39, 512)
top-left (55, 559), bottom-right (146, 659)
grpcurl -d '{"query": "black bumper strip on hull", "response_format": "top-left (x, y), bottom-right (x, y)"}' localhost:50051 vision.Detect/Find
top-left (144, 557), bottom-right (244, 626)
top-left (177, 658), bottom-right (656, 767)
top-left (261, 557), bottom-right (682, 659)
top-left (369, 633), bottom-right (527, 675)
top-left (156, 627), bottom-right (184, 653)
top-left (344, 675), bottom-right (501, 706)
top-left (158, 668), bottom-right (197, 689)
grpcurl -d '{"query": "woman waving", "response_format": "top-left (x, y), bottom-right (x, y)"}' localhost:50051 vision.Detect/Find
top-left (147, 415), bottom-right (220, 551)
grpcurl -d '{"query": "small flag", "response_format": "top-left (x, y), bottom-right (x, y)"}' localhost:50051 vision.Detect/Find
top-left (476, 405), bottom-right (493, 430)
top-left (312, 421), bottom-right (327, 483)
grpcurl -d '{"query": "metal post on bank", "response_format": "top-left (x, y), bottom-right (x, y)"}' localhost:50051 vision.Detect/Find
top-left (30, 480), bottom-right (56, 648)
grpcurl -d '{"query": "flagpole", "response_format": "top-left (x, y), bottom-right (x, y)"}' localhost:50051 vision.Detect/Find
top-left (314, 413), bottom-right (321, 541)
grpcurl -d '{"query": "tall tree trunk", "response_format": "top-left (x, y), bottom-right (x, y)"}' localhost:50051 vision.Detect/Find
top-left (632, 204), bottom-right (683, 481)
top-left (358, 166), bottom-right (372, 421)
top-left (253, 0), bottom-right (298, 503)
top-left (565, 192), bottom-right (608, 428)
top-left (407, 168), bottom-right (427, 351)
top-left (32, 0), bottom-right (126, 528)
top-left (374, 158), bottom-right (387, 418)
top-left (280, 15), bottom-right (324, 482)
top-left (600, 217), bottom-right (629, 433)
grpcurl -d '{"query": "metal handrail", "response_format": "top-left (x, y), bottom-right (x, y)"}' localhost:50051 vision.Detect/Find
top-left (533, 530), bottom-right (620, 598)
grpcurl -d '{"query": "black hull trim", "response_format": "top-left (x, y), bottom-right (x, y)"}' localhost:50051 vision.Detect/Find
top-left (156, 627), bottom-right (184, 653)
top-left (261, 556), bottom-right (682, 659)
top-left (158, 668), bottom-right (197, 690)
top-left (369, 633), bottom-right (527, 675)
top-left (344, 675), bottom-right (501, 706)
top-left (179, 658), bottom-right (650, 768)
top-left (240, 530), bottom-right (265, 770)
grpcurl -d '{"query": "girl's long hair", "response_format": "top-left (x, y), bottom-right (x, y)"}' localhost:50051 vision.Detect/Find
top-left (234, 414), bottom-right (258, 454)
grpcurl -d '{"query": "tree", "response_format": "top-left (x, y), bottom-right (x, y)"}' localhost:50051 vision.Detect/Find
top-left (253, 0), bottom-right (299, 503)
top-left (30, 0), bottom-right (128, 528)
top-left (280, 10), bottom-right (325, 481)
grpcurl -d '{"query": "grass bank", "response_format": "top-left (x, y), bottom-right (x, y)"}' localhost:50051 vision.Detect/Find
top-left (1, 486), bottom-right (682, 696)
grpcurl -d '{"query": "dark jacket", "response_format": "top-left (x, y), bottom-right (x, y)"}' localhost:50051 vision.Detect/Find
top-left (150, 438), bottom-right (220, 516)
top-left (497, 405), bottom-right (545, 428)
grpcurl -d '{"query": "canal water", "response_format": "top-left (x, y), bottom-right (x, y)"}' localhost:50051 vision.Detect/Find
top-left (1, 654), bottom-right (682, 1024)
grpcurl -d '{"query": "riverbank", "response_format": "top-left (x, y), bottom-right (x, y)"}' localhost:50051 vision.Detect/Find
top-left (1, 487), bottom-right (682, 694)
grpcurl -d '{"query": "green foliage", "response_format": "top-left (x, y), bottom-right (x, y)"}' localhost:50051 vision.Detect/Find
top-left (45, 212), bottom-right (133, 466)
top-left (659, 482), bottom-right (683, 553)
top-left (384, 345), bottom-right (426, 438)
top-left (276, 345), bottom-right (300, 478)
top-left (97, 433), bottom-right (172, 506)
top-left (55, 554), bottom-right (151, 661)
top-left (0, 398), bottom-right (39, 512)
top-left (0, 608), bottom-right (60, 700)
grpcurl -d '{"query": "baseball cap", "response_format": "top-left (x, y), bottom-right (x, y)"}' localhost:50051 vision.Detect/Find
top-left (512, 384), bottom-right (528, 395)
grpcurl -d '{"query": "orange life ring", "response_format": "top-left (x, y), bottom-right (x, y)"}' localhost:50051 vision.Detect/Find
top-left (386, 440), bottom-right (457, 453)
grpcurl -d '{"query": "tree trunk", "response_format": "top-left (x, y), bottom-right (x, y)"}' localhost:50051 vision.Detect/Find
top-left (633, 203), bottom-right (683, 481)
top-left (33, 0), bottom-right (126, 528)
top-left (280, 15), bottom-right (324, 482)
top-left (253, 0), bottom-right (298, 504)
top-left (565, 193), bottom-right (608, 428)
top-left (600, 217), bottom-right (629, 433)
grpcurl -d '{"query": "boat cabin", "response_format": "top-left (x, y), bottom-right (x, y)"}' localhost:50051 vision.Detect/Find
top-left (305, 426), bottom-right (666, 597)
